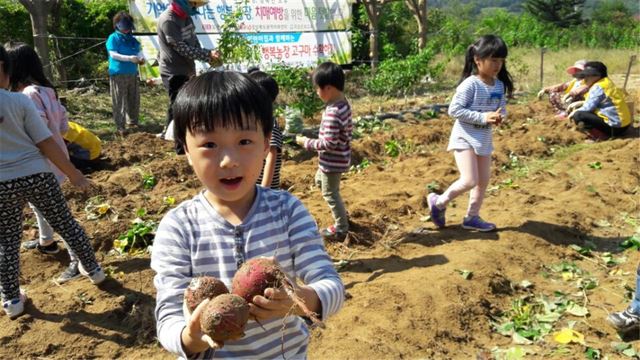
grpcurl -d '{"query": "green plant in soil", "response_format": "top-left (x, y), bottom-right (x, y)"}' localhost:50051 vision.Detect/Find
top-left (493, 292), bottom-right (589, 344)
top-left (349, 159), bottom-right (371, 173)
top-left (426, 181), bottom-right (440, 193)
top-left (113, 208), bottom-right (157, 255)
top-left (353, 116), bottom-right (391, 136)
top-left (588, 161), bottom-right (602, 170)
top-left (619, 233), bottom-right (640, 251)
top-left (384, 139), bottom-right (401, 157)
top-left (141, 172), bottom-right (157, 190)
top-left (84, 195), bottom-right (118, 221)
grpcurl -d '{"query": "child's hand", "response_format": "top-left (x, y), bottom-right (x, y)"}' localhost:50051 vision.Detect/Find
top-left (485, 109), bottom-right (503, 125)
top-left (181, 298), bottom-right (223, 353)
top-left (249, 288), bottom-right (295, 321)
top-left (295, 135), bottom-right (308, 147)
top-left (209, 50), bottom-right (222, 67)
top-left (537, 89), bottom-right (547, 100)
top-left (138, 57), bottom-right (145, 65)
top-left (68, 170), bottom-right (90, 189)
top-left (566, 101), bottom-right (584, 114)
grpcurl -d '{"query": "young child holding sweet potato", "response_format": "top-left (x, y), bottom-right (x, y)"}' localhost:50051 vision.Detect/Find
top-left (150, 70), bottom-right (344, 359)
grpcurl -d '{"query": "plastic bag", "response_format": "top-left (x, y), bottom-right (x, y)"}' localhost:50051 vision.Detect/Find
top-left (283, 106), bottom-right (303, 135)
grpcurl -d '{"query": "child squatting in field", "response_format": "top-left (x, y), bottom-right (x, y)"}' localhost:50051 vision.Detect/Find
top-left (150, 71), bottom-right (345, 359)
top-left (0, 45), bottom-right (105, 319)
top-left (295, 62), bottom-right (353, 242)
top-left (428, 34), bottom-right (514, 232)
top-left (536, 59), bottom-right (589, 117)
top-left (567, 61), bottom-right (632, 141)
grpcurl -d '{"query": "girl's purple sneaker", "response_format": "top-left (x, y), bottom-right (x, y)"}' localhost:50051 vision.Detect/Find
top-left (427, 193), bottom-right (446, 228)
top-left (462, 216), bottom-right (496, 232)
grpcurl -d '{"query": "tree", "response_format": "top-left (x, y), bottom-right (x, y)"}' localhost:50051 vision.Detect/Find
top-left (18, 0), bottom-right (60, 79)
top-left (359, 0), bottom-right (396, 71)
top-left (523, 0), bottom-right (586, 28)
top-left (49, 0), bottom-right (67, 83)
top-left (405, 0), bottom-right (428, 50)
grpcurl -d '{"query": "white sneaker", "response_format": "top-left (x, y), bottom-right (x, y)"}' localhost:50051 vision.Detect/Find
top-left (78, 262), bottom-right (106, 285)
top-left (3, 289), bottom-right (27, 319)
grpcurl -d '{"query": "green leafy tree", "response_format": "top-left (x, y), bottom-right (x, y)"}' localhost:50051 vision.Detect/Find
top-left (270, 64), bottom-right (323, 119)
top-left (0, 0), bottom-right (31, 45)
top-left (215, 3), bottom-right (261, 67)
top-left (590, 0), bottom-right (633, 24)
top-left (523, 0), bottom-right (586, 28)
top-left (358, 0), bottom-right (396, 70)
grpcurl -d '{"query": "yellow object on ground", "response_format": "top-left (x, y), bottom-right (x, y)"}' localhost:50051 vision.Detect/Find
top-left (63, 121), bottom-right (102, 160)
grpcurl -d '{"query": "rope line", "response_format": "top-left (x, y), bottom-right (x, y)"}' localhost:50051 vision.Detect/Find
top-left (57, 77), bottom-right (109, 83)
top-left (34, 34), bottom-right (106, 41)
top-left (44, 40), bottom-right (106, 68)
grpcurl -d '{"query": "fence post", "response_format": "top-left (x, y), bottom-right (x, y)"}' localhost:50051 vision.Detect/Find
top-left (623, 54), bottom-right (637, 91)
top-left (539, 47), bottom-right (547, 89)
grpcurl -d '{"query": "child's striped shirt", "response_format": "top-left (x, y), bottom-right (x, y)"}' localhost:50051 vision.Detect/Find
top-left (304, 100), bottom-right (352, 173)
top-left (447, 76), bottom-right (507, 156)
top-left (151, 187), bottom-right (344, 359)
top-left (256, 120), bottom-right (283, 189)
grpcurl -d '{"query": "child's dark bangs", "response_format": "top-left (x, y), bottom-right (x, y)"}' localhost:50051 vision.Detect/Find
top-left (185, 83), bottom-right (266, 135)
top-left (178, 71), bottom-right (273, 140)
top-left (188, 103), bottom-right (259, 136)
top-left (478, 40), bottom-right (508, 59)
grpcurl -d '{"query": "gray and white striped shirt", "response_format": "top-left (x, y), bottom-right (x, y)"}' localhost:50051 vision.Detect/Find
top-left (447, 76), bottom-right (507, 156)
top-left (151, 187), bottom-right (344, 359)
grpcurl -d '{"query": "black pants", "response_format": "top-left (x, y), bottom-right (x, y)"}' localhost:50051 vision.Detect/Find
top-left (0, 172), bottom-right (99, 300)
top-left (162, 74), bottom-right (190, 154)
top-left (572, 111), bottom-right (629, 137)
top-left (69, 156), bottom-right (101, 173)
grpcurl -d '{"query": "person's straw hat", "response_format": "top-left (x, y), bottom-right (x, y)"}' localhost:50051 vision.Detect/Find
top-left (566, 60), bottom-right (587, 75)
top-left (188, 0), bottom-right (208, 7)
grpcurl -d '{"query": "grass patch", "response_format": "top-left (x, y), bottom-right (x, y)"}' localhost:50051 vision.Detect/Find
top-left (438, 47), bottom-right (638, 93)
top-left (62, 86), bottom-right (167, 139)
top-left (507, 142), bottom-right (591, 179)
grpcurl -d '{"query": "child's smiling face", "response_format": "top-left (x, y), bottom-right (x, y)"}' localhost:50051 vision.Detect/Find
top-left (185, 121), bottom-right (270, 212)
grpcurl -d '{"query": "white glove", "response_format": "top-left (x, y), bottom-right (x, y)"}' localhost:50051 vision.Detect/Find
top-left (566, 101), bottom-right (584, 114)
top-left (561, 93), bottom-right (573, 104)
top-left (536, 89), bottom-right (546, 100)
top-left (568, 110), bottom-right (578, 120)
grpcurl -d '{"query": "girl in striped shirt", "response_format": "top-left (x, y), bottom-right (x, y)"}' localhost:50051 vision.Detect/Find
top-left (428, 35), bottom-right (513, 232)
top-left (151, 71), bottom-right (344, 359)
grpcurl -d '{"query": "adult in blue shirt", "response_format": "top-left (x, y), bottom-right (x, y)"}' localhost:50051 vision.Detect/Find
top-left (106, 11), bottom-right (145, 135)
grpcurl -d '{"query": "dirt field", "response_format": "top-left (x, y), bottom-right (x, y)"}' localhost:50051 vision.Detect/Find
top-left (1, 91), bottom-right (639, 359)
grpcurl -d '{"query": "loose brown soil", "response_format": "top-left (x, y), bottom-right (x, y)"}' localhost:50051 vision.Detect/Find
top-left (1, 94), bottom-right (638, 359)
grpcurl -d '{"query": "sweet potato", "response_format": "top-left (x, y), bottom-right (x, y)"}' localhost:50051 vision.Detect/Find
top-left (184, 276), bottom-right (229, 313)
top-left (200, 294), bottom-right (250, 341)
top-left (231, 257), bottom-right (324, 328)
top-left (232, 258), bottom-right (283, 303)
